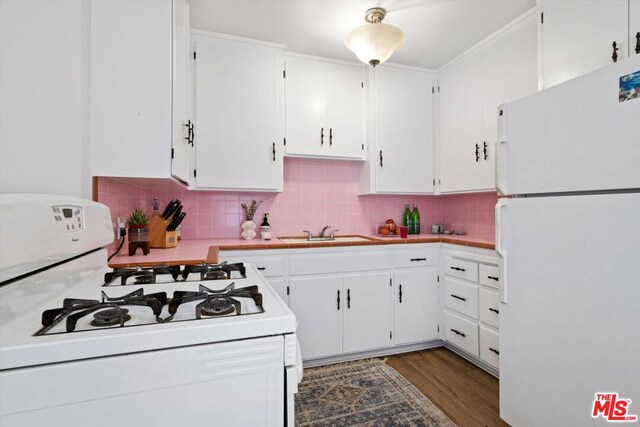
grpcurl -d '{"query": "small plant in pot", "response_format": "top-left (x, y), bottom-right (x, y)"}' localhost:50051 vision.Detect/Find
top-left (127, 209), bottom-right (150, 243)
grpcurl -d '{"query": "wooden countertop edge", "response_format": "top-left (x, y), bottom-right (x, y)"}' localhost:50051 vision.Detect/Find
top-left (109, 236), bottom-right (495, 268)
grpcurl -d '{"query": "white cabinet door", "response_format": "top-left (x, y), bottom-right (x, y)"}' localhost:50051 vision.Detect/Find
top-left (284, 56), bottom-right (365, 159)
top-left (481, 14), bottom-right (538, 189)
top-left (394, 269), bottom-right (439, 345)
top-left (171, 0), bottom-right (190, 184)
top-left (90, 0), bottom-right (172, 179)
top-left (325, 64), bottom-right (365, 159)
top-left (374, 66), bottom-right (434, 193)
top-left (289, 276), bottom-right (342, 360)
top-left (438, 50), bottom-right (483, 193)
top-left (194, 38), bottom-right (283, 191)
top-left (541, 0), bottom-right (629, 88)
top-left (284, 57), bottom-right (326, 157)
top-left (342, 273), bottom-right (391, 353)
top-left (632, 0), bottom-right (640, 57)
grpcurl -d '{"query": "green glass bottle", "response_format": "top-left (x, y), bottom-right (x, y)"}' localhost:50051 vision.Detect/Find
top-left (411, 204), bottom-right (420, 235)
top-left (403, 204), bottom-right (412, 232)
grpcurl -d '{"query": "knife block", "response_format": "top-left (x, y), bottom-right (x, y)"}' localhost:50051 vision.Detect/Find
top-left (149, 214), bottom-right (178, 249)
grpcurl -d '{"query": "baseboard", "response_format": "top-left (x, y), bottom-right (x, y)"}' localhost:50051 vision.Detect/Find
top-left (443, 342), bottom-right (500, 378)
top-left (302, 340), bottom-right (445, 368)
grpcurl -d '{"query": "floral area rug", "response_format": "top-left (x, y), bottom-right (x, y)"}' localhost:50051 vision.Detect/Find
top-left (295, 358), bottom-right (456, 426)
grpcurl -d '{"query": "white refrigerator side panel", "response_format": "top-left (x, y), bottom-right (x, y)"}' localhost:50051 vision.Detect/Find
top-left (497, 55), bottom-right (640, 196)
top-left (499, 194), bottom-right (640, 427)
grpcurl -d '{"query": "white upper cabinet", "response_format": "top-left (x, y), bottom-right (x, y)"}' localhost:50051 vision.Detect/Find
top-left (363, 65), bottom-right (435, 194)
top-left (171, 0), bottom-right (191, 184)
top-left (438, 12), bottom-right (538, 193)
top-left (90, 0), bottom-right (173, 179)
top-left (540, 0), bottom-right (631, 88)
top-left (631, 0), bottom-right (640, 57)
top-left (193, 33), bottom-right (283, 191)
top-left (284, 55), bottom-right (365, 160)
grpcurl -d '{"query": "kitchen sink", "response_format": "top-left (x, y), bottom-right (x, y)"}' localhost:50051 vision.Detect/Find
top-left (278, 235), bottom-right (375, 244)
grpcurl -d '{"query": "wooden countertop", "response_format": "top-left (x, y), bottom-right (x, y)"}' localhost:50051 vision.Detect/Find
top-left (109, 234), bottom-right (495, 268)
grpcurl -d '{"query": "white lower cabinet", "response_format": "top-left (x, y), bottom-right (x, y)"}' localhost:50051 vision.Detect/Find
top-left (342, 273), bottom-right (392, 353)
top-left (443, 247), bottom-right (500, 374)
top-left (289, 276), bottom-right (343, 360)
top-left (394, 269), bottom-right (439, 345)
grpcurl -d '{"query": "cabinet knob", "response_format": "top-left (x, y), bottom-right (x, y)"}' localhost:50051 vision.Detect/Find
top-left (329, 128), bottom-right (333, 146)
top-left (636, 32), bottom-right (640, 55)
top-left (347, 288), bottom-right (351, 308)
top-left (321, 127), bottom-right (324, 145)
top-left (450, 266), bottom-right (466, 272)
top-left (337, 289), bottom-right (340, 310)
top-left (379, 150), bottom-right (383, 167)
top-left (410, 258), bottom-right (427, 262)
top-left (399, 284), bottom-right (403, 303)
top-left (489, 307), bottom-right (500, 314)
top-left (475, 143), bottom-right (480, 162)
top-left (612, 41), bottom-right (619, 63)
top-left (272, 142), bottom-right (276, 161)
top-left (450, 294), bottom-right (467, 302)
top-left (488, 275), bottom-right (499, 281)
top-left (483, 141), bottom-right (488, 161)
top-left (489, 347), bottom-right (500, 355)
top-left (451, 328), bottom-right (466, 337)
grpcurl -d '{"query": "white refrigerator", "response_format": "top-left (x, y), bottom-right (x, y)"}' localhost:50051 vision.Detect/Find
top-left (496, 55), bottom-right (640, 426)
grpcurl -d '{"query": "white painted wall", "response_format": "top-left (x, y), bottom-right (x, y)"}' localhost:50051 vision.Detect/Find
top-left (0, 0), bottom-right (90, 198)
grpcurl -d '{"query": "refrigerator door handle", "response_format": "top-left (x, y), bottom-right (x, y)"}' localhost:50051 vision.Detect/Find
top-left (496, 104), bottom-right (507, 196)
top-left (496, 199), bottom-right (508, 304)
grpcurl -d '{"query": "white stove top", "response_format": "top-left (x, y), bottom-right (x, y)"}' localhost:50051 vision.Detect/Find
top-left (0, 250), bottom-right (296, 370)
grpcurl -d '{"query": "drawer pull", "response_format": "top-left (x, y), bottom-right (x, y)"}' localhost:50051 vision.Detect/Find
top-left (410, 258), bottom-right (427, 262)
top-left (347, 288), bottom-right (351, 309)
top-left (487, 276), bottom-right (499, 281)
top-left (337, 290), bottom-right (340, 310)
top-left (450, 328), bottom-right (466, 337)
top-left (257, 267), bottom-right (266, 271)
top-left (399, 284), bottom-right (403, 303)
top-left (489, 347), bottom-right (500, 355)
top-left (489, 307), bottom-right (500, 314)
top-left (450, 294), bottom-right (467, 302)
top-left (450, 266), bottom-right (466, 272)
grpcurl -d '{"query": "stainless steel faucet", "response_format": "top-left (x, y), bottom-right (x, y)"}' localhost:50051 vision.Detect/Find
top-left (318, 225), bottom-right (331, 238)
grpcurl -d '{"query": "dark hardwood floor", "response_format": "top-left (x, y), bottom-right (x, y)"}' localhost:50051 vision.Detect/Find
top-left (386, 347), bottom-right (508, 427)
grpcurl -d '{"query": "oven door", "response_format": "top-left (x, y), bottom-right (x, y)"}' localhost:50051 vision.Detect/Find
top-left (0, 336), bottom-right (285, 427)
top-left (284, 334), bottom-right (303, 426)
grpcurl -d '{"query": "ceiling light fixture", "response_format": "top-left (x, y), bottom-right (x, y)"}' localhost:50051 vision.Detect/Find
top-left (345, 7), bottom-right (405, 67)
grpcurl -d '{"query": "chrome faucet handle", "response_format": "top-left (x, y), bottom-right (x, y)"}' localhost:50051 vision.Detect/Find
top-left (319, 225), bottom-right (331, 238)
top-left (302, 230), bottom-right (312, 240)
top-left (330, 229), bottom-right (339, 238)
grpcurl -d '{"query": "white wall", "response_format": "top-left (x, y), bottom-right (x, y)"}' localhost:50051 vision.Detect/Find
top-left (0, 0), bottom-right (90, 198)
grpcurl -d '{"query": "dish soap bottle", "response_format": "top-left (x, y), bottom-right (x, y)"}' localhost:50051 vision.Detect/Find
top-left (260, 213), bottom-right (271, 241)
top-left (411, 204), bottom-right (420, 234)
top-left (403, 204), bottom-right (412, 233)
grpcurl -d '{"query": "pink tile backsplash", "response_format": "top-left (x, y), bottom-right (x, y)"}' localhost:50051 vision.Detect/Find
top-left (97, 158), bottom-right (497, 243)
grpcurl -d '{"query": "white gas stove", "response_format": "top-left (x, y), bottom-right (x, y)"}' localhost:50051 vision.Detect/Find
top-left (0, 195), bottom-right (300, 427)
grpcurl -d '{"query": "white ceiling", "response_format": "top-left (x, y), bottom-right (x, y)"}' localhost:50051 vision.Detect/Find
top-left (189, 0), bottom-right (536, 70)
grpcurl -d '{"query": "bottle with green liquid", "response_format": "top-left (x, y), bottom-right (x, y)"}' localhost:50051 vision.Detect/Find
top-left (411, 204), bottom-right (420, 234)
top-left (403, 204), bottom-right (412, 232)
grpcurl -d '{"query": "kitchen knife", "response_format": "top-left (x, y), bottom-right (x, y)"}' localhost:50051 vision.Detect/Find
top-left (164, 200), bottom-right (181, 220)
top-left (161, 199), bottom-right (175, 219)
top-left (166, 212), bottom-right (186, 231)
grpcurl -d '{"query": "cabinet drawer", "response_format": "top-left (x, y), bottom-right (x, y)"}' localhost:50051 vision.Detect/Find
top-left (290, 252), bottom-right (390, 275)
top-left (444, 277), bottom-right (479, 319)
top-left (479, 264), bottom-right (500, 288)
top-left (479, 288), bottom-right (500, 328)
top-left (445, 311), bottom-right (479, 357)
top-left (222, 256), bottom-right (284, 278)
top-left (444, 257), bottom-right (479, 282)
top-left (479, 326), bottom-right (499, 370)
top-left (393, 248), bottom-right (439, 268)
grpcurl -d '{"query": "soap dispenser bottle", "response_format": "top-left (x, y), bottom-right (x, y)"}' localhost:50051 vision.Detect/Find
top-left (261, 213), bottom-right (271, 241)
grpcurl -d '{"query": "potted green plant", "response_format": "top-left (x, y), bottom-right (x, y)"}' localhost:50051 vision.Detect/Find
top-left (127, 209), bottom-right (150, 243)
